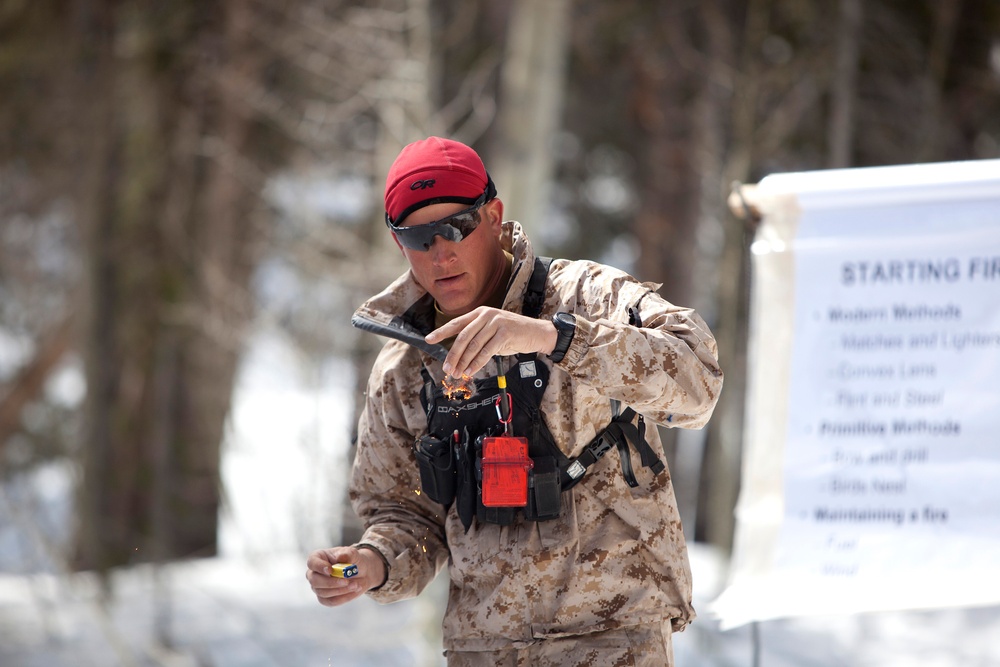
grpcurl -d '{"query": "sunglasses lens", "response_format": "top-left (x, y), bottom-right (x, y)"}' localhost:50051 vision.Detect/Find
top-left (395, 222), bottom-right (459, 250)
top-left (449, 211), bottom-right (480, 235)
top-left (393, 209), bottom-right (482, 250)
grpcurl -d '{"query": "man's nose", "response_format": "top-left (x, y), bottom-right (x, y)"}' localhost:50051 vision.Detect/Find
top-left (428, 234), bottom-right (457, 261)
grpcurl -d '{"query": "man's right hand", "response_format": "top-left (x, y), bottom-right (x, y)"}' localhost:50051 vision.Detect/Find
top-left (305, 546), bottom-right (387, 607)
top-left (425, 306), bottom-right (560, 377)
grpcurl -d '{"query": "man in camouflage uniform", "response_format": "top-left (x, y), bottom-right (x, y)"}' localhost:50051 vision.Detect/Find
top-left (306, 137), bottom-right (723, 666)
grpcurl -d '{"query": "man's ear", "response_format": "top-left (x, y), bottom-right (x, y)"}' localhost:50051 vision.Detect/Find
top-left (484, 198), bottom-right (504, 232)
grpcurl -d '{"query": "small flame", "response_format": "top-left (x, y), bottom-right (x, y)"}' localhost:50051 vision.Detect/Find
top-left (443, 373), bottom-right (474, 401)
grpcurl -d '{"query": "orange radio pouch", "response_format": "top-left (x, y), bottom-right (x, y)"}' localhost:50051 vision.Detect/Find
top-left (480, 435), bottom-right (533, 507)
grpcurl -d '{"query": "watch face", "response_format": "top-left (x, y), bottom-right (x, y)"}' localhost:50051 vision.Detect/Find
top-left (554, 312), bottom-right (576, 329)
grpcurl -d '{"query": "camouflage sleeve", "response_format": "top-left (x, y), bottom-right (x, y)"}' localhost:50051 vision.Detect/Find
top-left (348, 350), bottom-right (450, 603)
top-left (553, 260), bottom-right (723, 428)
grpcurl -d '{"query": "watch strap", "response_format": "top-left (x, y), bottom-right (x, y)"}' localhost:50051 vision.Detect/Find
top-left (549, 312), bottom-right (575, 363)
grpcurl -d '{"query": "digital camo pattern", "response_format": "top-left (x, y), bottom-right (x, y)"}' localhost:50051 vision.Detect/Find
top-left (349, 221), bottom-right (723, 652)
top-left (444, 618), bottom-right (674, 666)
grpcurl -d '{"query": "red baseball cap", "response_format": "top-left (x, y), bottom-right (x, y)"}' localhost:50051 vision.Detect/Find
top-left (384, 137), bottom-right (495, 225)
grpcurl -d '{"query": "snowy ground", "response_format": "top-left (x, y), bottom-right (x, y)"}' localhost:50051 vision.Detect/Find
top-left (0, 554), bottom-right (448, 667)
top-left (2, 542), bottom-right (1000, 666)
top-left (2, 331), bottom-right (1000, 665)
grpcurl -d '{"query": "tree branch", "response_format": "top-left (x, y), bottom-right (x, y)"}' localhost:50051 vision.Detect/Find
top-left (0, 315), bottom-right (75, 453)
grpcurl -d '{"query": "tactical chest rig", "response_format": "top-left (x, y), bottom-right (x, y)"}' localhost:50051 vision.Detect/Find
top-left (412, 257), bottom-right (666, 531)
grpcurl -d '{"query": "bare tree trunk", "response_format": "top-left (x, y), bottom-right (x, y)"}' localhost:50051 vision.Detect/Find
top-left (828, 0), bottom-right (862, 168)
top-left (76, 3), bottom-right (127, 571)
top-left (688, 0), bottom-right (741, 554)
top-left (340, 0), bottom-right (436, 544)
top-left (698, 0), bottom-right (770, 555)
top-left (624, 2), bottom-right (738, 547)
top-left (491, 0), bottom-right (573, 234)
top-left (915, 0), bottom-right (961, 162)
top-left (175, 0), bottom-right (266, 562)
top-left (0, 316), bottom-right (74, 450)
top-left (74, 0), bottom-right (268, 572)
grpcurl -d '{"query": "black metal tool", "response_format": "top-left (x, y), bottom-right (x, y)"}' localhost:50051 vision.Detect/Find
top-left (351, 313), bottom-right (449, 362)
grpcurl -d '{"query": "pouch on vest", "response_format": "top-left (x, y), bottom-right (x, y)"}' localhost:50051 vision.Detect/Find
top-left (474, 432), bottom-right (518, 526)
top-left (480, 435), bottom-right (532, 507)
top-left (525, 455), bottom-right (561, 521)
top-left (452, 427), bottom-right (479, 530)
top-left (413, 432), bottom-right (456, 506)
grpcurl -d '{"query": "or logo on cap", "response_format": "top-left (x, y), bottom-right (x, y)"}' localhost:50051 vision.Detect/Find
top-left (410, 179), bottom-right (436, 190)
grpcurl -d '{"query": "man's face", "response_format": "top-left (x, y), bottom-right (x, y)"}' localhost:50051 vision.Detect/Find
top-left (395, 199), bottom-right (505, 316)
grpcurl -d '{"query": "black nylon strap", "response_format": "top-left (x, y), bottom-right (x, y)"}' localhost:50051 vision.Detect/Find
top-left (523, 256), bottom-right (552, 319)
top-left (613, 425), bottom-right (638, 487)
top-left (633, 416), bottom-right (665, 475)
top-left (562, 408), bottom-right (664, 488)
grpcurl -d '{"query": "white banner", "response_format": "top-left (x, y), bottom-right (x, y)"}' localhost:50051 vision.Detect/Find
top-left (713, 159), bottom-right (1000, 629)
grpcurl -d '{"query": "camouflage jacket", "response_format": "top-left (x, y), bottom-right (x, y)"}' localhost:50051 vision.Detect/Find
top-left (349, 221), bottom-right (723, 651)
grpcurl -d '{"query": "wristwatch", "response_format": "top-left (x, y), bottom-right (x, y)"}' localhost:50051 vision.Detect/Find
top-left (549, 312), bottom-right (576, 363)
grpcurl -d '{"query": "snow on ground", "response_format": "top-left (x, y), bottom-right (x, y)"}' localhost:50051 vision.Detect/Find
top-left (218, 330), bottom-right (353, 562)
top-left (0, 553), bottom-right (449, 667)
top-left (2, 543), bottom-right (1000, 666)
top-left (2, 330), bottom-right (1000, 665)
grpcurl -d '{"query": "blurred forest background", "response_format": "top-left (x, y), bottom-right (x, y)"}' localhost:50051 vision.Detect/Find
top-left (1, 0), bottom-right (999, 654)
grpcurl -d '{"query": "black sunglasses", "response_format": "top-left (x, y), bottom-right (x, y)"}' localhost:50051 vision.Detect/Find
top-left (386, 190), bottom-right (490, 251)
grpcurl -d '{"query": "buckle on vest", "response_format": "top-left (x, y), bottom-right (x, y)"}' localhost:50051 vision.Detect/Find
top-left (566, 460), bottom-right (586, 480)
